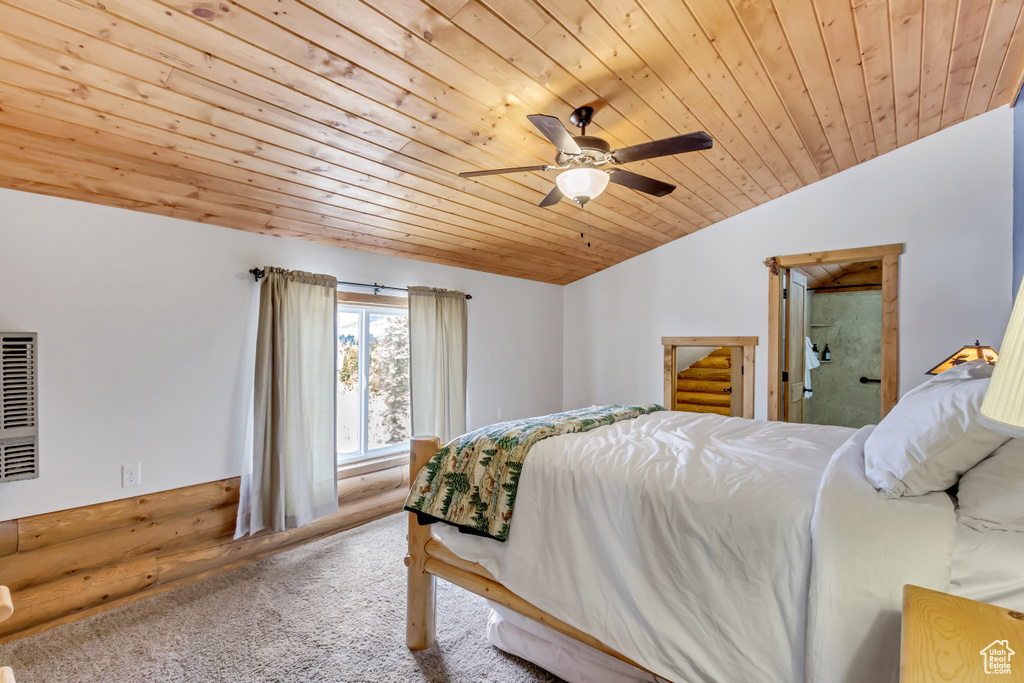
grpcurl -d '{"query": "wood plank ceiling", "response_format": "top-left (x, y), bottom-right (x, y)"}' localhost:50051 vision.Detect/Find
top-left (0, 0), bottom-right (1022, 285)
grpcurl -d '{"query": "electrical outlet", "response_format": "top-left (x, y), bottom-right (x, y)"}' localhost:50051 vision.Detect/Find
top-left (122, 463), bottom-right (141, 488)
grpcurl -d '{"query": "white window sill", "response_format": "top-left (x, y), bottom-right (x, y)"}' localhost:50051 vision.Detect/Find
top-left (337, 451), bottom-right (408, 481)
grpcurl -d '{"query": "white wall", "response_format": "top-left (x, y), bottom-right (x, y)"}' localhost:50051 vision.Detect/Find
top-left (0, 191), bottom-right (563, 520)
top-left (564, 107), bottom-right (1016, 416)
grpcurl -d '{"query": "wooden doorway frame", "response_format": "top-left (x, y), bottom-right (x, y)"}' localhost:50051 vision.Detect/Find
top-left (766, 243), bottom-right (904, 421)
top-left (662, 336), bottom-right (758, 419)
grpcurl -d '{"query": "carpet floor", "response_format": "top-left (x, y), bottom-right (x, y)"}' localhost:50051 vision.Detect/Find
top-left (0, 513), bottom-right (565, 682)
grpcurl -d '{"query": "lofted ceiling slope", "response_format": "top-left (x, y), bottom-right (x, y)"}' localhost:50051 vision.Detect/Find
top-left (0, 0), bottom-right (1022, 285)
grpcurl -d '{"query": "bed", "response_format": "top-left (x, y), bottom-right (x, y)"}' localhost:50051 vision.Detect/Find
top-left (404, 361), bottom-right (1023, 683)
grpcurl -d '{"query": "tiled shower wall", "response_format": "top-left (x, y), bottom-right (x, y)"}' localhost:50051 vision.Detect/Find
top-left (806, 290), bottom-right (883, 428)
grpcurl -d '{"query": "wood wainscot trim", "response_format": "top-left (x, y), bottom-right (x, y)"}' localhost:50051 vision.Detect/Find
top-left (0, 464), bottom-right (409, 643)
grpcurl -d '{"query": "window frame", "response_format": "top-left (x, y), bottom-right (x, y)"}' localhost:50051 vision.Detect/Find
top-left (336, 292), bottom-right (410, 474)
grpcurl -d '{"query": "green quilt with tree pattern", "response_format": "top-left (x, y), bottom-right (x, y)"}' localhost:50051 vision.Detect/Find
top-left (404, 403), bottom-right (664, 541)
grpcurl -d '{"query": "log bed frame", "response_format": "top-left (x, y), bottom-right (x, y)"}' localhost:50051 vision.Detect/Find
top-left (404, 435), bottom-right (656, 677)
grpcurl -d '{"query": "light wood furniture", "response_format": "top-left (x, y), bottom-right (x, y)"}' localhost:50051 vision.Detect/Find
top-left (405, 436), bottom-right (656, 677)
top-left (767, 243), bottom-right (903, 420)
top-left (0, 1), bottom-right (1022, 283)
top-left (662, 336), bottom-right (757, 418)
top-left (902, 584), bottom-right (1024, 682)
top-left (0, 465), bottom-right (408, 643)
top-left (1, 584), bottom-right (14, 682)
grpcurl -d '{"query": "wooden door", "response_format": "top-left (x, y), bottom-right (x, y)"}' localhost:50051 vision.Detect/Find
top-left (785, 269), bottom-right (808, 423)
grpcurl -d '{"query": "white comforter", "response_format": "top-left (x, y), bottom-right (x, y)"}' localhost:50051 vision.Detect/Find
top-left (435, 411), bottom-right (957, 683)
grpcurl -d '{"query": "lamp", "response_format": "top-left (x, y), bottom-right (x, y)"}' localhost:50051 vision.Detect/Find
top-left (556, 167), bottom-right (609, 206)
top-left (981, 282), bottom-right (1024, 438)
top-left (925, 340), bottom-right (999, 375)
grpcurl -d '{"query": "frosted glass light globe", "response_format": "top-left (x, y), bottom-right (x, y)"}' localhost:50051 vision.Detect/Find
top-left (555, 167), bottom-right (609, 204)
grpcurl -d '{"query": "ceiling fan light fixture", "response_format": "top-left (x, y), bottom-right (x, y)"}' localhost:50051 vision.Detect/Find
top-left (556, 167), bottom-right (609, 205)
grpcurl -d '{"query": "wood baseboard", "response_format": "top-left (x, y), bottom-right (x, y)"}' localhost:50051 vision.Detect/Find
top-left (0, 466), bottom-right (408, 644)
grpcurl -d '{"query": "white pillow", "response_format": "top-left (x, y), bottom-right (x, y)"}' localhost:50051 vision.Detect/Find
top-left (864, 360), bottom-right (1009, 497)
top-left (957, 439), bottom-right (1024, 532)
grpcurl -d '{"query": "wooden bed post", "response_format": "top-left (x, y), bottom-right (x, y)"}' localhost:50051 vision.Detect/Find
top-left (405, 435), bottom-right (439, 650)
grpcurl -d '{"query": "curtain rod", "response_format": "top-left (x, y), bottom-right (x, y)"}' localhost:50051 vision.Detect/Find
top-left (248, 268), bottom-right (472, 300)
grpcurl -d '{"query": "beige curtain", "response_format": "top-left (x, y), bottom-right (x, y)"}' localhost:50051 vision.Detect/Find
top-left (236, 268), bottom-right (338, 537)
top-left (408, 287), bottom-right (468, 443)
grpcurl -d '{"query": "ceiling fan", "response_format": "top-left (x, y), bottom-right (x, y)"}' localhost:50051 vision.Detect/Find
top-left (458, 106), bottom-right (713, 208)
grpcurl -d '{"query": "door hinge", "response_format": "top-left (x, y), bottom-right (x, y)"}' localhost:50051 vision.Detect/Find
top-left (741, 365), bottom-right (744, 375)
top-left (783, 287), bottom-right (788, 300)
top-left (782, 371), bottom-right (789, 382)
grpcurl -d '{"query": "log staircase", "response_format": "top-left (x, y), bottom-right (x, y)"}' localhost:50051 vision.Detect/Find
top-left (676, 347), bottom-right (732, 417)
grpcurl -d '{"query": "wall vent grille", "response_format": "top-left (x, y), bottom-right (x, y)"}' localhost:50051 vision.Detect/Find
top-left (0, 333), bottom-right (38, 482)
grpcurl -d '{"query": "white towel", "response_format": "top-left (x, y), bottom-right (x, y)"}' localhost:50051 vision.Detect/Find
top-left (805, 337), bottom-right (820, 398)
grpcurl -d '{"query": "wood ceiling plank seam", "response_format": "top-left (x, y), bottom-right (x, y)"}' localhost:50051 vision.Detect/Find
top-left (808, 0), bottom-right (879, 163)
top-left (0, 169), bottom-right (561, 280)
top-left (0, 118), bottom-right (606, 274)
top-left (850, 0), bottom-right (899, 156)
top-left (4, 136), bottom-right (602, 274)
top-left (964, 0), bottom-right (1024, 118)
top-left (459, 6), bottom-right (743, 224)
top-left (428, 0), bottom-right (474, 20)
top-left (531, 0), bottom-right (790, 200)
top-left (288, 223), bottom-right (569, 283)
top-left (28, 9), bottom-right (653, 261)
top-left (0, 175), bottom-right (209, 223)
top-left (770, 0), bottom-right (864, 171)
top-left (1, 148), bottom-right (569, 277)
top-left (257, 0), bottom-right (691, 234)
top-left (917, 0), bottom-right (958, 137)
top-left (512, 9), bottom-right (764, 209)
top-left (685, 0), bottom-right (831, 182)
top-left (618, 0), bottom-right (804, 193)
top-left (445, 0), bottom-right (727, 227)
top-left (63, 0), bottom-right (661, 245)
top-left (158, 75), bottom-right (643, 258)
top-left (725, 0), bottom-right (842, 178)
top-left (654, 0), bottom-right (822, 186)
top-left (990, 1), bottom-right (1024, 106)
top-left (0, 154), bottom-right (281, 228)
top-left (617, 66), bottom-right (760, 209)
top-left (941, 0), bottom-right (994, 129)
top-left (0, 173), bottom-right (555, 281)
top-left (154, 70), bottom-right (634, 260)
top-left (582, 0), bottom-right (798, 197)
top-left (0, 69), bottom-right (644, 265)
top-left (517, 0), bottom-right (769, 207)
top-left (293, 0), bottom-right (702, 236)
top-left (0, 48), bottom-right (632, 264)
top-left (6, 0), bottom-right (413, 151)
top-left (266, 215), bottom-right (560, 279)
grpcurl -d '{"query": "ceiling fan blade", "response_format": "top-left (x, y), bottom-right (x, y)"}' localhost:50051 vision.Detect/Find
top-left (527, 114), bottom-right (583, 155)
top-left (608, 169), bottom-right (676, 197)
top-left (538, 184), bottom-right (564, 207)
top-left (458, 165), bottom-right (551, 178)
top-left (610, 132), bottom-right (713, 164)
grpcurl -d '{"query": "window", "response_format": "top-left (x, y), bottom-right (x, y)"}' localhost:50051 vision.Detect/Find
top-left (337, 294), bottom-right (410, 465)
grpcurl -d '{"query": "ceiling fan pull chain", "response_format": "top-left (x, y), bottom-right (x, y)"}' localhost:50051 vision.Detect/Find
top-left (587, 204), bottom-right (592, 248)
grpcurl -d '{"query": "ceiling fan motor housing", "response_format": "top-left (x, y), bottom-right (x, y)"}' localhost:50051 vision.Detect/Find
top-left (556, 136), bottom-right (612, 167)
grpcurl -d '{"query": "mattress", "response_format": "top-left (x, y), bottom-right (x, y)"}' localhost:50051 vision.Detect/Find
top-left (433, 411), bottom-right (958, 682)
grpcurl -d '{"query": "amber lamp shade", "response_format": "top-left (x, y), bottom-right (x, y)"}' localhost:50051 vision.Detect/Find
top-left (925, 341), bottom-right (999, 375)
